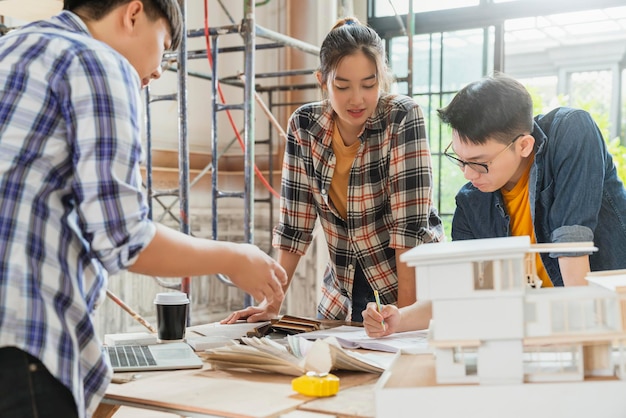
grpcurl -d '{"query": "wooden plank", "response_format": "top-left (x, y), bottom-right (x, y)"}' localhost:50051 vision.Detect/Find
top-left (105, 367), bottom-right (303, 417)
top-left (379, 354), bottom-right (437, 389)
top-left (104, 365), bottom-right (378, 418)
top-left (92, 404), bottom-right (120, 418)
top-left (298, 381), bottom-right (378, 418)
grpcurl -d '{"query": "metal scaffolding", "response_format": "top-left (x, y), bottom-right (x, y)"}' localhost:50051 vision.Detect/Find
top-left (143, 0), bottom-right (320, 315)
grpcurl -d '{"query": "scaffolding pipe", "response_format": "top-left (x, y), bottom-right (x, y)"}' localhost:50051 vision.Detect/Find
top-left (178, 0), bottom-right (192, 301)
top-left (242, 0), bottom-right (256, 307)
top-left (210, 35), bottom-right (220, 242)
top-left (407, 0), bottom-right (413, 95)
top-left (208, 24), bottom-right (244, 292)
top-left (255, 24), bottom-right (320, 56)
top-left (187, 24), bottom-right (240, 38)
top-left (163, 42), bottom-right (287, 62)
top-left (238, 73), bottom-right (288, 143)
top-left (150, 93), bottom-right (178, 102)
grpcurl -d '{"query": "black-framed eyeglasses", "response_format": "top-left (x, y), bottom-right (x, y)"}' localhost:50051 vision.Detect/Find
top-left (443, 133), bottom-right (525, 174)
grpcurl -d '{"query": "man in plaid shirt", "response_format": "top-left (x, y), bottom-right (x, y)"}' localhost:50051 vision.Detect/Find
top-left (0, 2), bottom-right (286, 417)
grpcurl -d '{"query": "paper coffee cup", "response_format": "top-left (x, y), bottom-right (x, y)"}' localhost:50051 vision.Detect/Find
top-left (154, 292), bottom-right (190, 342)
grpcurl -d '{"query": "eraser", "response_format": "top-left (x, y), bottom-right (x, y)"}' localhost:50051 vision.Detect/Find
top-left (104, 332), bottom-right (158, 346)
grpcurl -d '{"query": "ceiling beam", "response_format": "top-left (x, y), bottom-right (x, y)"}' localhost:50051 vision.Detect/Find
top-left (370, 0), bottom-right (626, 37)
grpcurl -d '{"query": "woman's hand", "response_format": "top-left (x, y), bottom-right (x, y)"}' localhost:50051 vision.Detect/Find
top-left (362, 302), bottom-right (400, 337)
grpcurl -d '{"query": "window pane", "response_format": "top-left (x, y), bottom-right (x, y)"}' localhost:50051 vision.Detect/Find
top-left (622, 69), bottom-right (626, 139)
top-left (413, 33), bottom-right (442, 94)
top-left (381, 13), bottom-right (495, 235)
top-left (516, 76), bottom-right (559, 115)
top-left (414, 93), bottom-right (447, 148)
top-left (568, 71), bottom-right (612, 140)
top-left (441, 28), bottom-right (494, 92)
top-left (373, 0), bottom-right (480, 17)
top-left (436, 153), bottom-right (468, 215)
top-left (504, 8), bottom-right (626, 60)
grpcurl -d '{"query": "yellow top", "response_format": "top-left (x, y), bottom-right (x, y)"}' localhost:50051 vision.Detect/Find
top-left (329, 124), bottom-right (360, 219)
top-left (501, 157), bottom-right (552, 287)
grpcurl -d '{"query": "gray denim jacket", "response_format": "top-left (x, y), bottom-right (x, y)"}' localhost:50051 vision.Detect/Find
top-left (452, 107), bottom-right (626, 286)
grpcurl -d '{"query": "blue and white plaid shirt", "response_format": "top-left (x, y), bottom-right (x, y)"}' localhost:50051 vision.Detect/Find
top-left (0, 11), bottom-right (156, 417)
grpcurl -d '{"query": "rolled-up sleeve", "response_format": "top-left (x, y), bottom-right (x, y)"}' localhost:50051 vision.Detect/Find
top-left (67, 48), bottom-right (155, 274)
top-left (272, 112), bottom-right (317, 255)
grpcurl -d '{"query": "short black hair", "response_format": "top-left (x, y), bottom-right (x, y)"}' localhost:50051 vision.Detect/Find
top-left (437, 73), bottom-right (534, 145)
top-left (63, 0), bottom-right (182, 51)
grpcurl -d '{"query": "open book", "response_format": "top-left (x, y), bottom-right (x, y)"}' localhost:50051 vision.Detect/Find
top-left (203, 336), bottom-right (393, 376)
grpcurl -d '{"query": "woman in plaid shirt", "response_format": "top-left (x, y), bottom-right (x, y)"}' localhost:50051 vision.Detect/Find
top-left (223, 17), bottom-right (443, 324)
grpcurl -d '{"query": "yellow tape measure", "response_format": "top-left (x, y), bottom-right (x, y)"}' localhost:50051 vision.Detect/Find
top-left (292, 371), bottom-right (340, 397)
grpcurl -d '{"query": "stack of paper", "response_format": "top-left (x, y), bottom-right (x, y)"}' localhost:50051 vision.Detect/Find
top-left (295, 326), bottom-right (431, 354)
top-left (203, 336), bottom-right (391, 376)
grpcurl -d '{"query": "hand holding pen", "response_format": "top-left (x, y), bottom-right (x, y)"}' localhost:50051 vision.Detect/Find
top-left (374, 290), bottom-right (385, 328)
top-left (362, 291), bottom-right (400, 338)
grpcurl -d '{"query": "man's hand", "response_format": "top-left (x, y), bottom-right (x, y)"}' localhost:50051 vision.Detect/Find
top-left (220, 299), bottom-right (281, 324)
top-left (225, 244), bottom-right (288, 305)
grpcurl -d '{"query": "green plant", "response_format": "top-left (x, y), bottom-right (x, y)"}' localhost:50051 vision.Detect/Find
top-left (528, 87), bottom-right (626, 184)
top-left (607, 138), bottom-right (626, 182)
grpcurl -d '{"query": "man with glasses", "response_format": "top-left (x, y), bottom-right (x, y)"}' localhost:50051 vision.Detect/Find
top-left (361, 73), bottom-right (626, 338)
top-left (443, 133), bottom-right (524, 176)
top-left (440, 73), bottom-right (626, 288)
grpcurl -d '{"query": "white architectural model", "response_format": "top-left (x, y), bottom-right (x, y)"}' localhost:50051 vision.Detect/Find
top-left (376, 236), bottom-right (626, 418)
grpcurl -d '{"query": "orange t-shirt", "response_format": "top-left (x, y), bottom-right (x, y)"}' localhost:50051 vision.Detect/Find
top-left (328, 124), bottom-right (360, 220)
top-left (501, 157), bottom-right (552, 287)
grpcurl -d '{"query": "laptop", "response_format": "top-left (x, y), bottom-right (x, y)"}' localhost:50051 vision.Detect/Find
top-left (104, 342), bottom-right (203, 372)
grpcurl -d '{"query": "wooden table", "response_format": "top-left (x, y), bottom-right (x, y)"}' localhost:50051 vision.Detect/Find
top-left (95, 320), bottom-right (382, 418)
top-left (94, 363), bottom-right (379, 418)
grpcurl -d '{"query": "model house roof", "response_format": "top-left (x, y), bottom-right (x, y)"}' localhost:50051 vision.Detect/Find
top-left (400, 236), bottom-right (531, 266)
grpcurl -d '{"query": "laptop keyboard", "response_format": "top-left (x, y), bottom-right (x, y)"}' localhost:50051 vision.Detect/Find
top-left (107, 345), bottom-right (157, 368)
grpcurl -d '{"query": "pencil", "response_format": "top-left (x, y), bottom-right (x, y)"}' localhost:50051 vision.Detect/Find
top-left (373, 290), bottom-right (385, 328)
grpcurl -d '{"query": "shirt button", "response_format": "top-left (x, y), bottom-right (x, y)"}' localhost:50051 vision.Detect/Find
top-left (321, 189), bottom-right (327, 195)
top-left (348, 264), bottom-right (354, 271)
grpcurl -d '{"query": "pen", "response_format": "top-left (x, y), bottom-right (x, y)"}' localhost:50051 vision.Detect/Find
top-left (373, 289), bottom-right (385, 328)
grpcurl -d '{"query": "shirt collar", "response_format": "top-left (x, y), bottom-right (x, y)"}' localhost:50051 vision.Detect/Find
top-left (531, 119), bottom-right (548, 154)
top-left (46, 10), bottom-right (93, 38)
